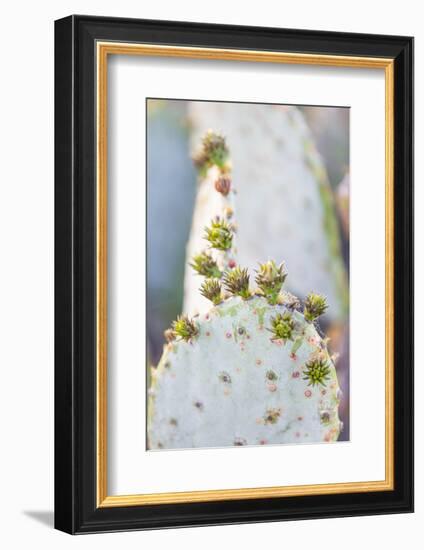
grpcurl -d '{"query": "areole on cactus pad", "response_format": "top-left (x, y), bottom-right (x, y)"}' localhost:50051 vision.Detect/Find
top-left (147, 132), bottom-right (342, 450)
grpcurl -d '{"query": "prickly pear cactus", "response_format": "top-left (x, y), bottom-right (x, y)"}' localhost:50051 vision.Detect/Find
top-left (184, 102), bottom-right (348, 322)
top-left (147, 133), bottom-right (342, 450)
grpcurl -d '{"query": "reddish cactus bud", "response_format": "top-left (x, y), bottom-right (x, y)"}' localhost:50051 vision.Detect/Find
top-left (214, 175), bottom-right (232, 196)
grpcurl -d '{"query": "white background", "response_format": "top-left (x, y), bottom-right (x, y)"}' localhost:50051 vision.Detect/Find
top-left (108, 57), bottom-right (386, 495)
top-left (0, 1), bottom-right (420, 548)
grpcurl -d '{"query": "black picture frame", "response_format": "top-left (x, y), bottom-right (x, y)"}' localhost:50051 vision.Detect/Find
top-left (55, 14), bottom-right (414, 534)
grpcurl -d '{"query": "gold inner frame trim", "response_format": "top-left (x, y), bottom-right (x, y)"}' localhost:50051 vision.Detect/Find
top-left (96, 41), bottom-right (395, 508)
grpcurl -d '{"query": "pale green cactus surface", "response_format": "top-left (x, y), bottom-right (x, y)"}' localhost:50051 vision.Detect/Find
top-left (147, 132), bottom-right (342, 450)
top-left (147, 295), bottom-right (342, 449)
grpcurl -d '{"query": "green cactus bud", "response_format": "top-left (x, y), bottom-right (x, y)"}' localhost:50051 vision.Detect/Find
top-left (303, 358), bottom-right (331, 387)
top-left (204, 217), bottom-right (233, 251)
top-left (222, 266), bottom-right (251, 299)
top-left (192, 131), bottom-right (229, 174)
top-left (269, 311), bottom-right (295, 341)
top-left (219, 371), bottom-right (232, 384)
top-left (200, 279), bottom-right (223, 305)
top-left (266, 369), bottom-right (278, 381)
top-left (202, 131), bottom-right (229, 169)
top-left (304, 292), bottom-right (328, 322)
top-left (255, 260), bottom-right (287, 305)
top-left (172, 315), bottom-right (199, 342)
top-left (190, 251), bottom-right (222, 278)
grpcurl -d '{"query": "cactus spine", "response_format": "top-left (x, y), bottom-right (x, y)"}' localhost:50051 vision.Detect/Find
top-left (147, 133), bottom-right (342, 450)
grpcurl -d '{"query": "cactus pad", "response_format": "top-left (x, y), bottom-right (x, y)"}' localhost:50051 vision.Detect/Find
top-left (147, 296), bottom-right (342, 449)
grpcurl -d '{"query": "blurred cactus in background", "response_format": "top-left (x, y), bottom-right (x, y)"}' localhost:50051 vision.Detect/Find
top-left (146, 101), bottom-right (197, 366)
top-left (184, 102), bottom-right (348, 326)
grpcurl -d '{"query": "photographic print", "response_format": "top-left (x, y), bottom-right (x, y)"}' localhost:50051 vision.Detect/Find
top-left (55, 17), bottom-right (413, 532)
top-left (146, 99), bottom-right (350, 450)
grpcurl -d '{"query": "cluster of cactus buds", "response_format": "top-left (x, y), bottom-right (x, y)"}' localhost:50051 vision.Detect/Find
top-left (303, 292), bottom-right (328, 322)
top-left (184, 130), bottom-right (329, 340)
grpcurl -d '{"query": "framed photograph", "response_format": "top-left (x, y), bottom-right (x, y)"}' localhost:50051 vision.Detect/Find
top-left (54, 15), bottom-right (413, 534)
